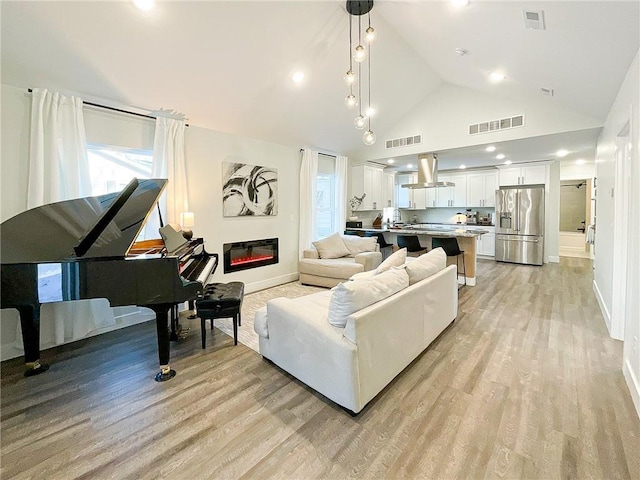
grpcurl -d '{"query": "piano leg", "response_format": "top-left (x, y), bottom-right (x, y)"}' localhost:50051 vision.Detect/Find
top-left (151, 304), bottom-right (176, 382)
top-left (17, 304), bottom-right (50, 377)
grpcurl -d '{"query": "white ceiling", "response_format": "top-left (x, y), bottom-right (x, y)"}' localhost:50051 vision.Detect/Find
top-left (1, 1), bottom-right (639, 166)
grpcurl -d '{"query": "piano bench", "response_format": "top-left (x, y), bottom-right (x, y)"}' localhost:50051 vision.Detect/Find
top-left (196, 282), bottom-right (245, 349)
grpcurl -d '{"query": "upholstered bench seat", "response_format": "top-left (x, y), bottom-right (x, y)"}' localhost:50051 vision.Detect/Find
top-left (196, 282), bottom-right (245, 348)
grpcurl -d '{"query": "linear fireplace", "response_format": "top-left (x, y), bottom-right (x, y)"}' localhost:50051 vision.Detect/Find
top-left (223, 238), bottom-right (279, 273)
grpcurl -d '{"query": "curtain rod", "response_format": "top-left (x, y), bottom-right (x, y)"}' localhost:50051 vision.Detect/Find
top-left (299, 148), bottom-right (337, 158)
top-left (27, 89), bottom-right (189, 126)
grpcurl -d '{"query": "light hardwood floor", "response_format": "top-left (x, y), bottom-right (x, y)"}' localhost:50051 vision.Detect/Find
top-left (2, 258), bottom-right (639, 479)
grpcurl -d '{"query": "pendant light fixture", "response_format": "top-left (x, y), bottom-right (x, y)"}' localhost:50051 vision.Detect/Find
top-left (345, 1), bottom-right (376, 145)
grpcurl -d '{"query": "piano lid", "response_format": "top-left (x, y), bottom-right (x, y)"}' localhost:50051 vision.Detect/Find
top-left (1, 178), bottom-right (168, 264)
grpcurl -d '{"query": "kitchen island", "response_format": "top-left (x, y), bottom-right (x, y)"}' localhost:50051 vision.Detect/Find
top-left (349, 225), bottom-right (489, 286)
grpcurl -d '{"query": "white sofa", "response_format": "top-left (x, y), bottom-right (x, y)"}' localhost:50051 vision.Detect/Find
top-left (255, 249), bottom-right (458, 414)
top-left (298, 233), bottom-right (382, 288)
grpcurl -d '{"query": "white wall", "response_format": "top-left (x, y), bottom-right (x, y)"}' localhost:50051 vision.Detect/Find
top-left (0, 84), bottom-right (301, 360)
top-left (594, 49), bottom-right (640, 418)
top-left (560, 161), bottom-right (596, 181)
top-left (184, 126), bottom-right (301, 292)
top-left (352, 83), bottom-right (603, 162)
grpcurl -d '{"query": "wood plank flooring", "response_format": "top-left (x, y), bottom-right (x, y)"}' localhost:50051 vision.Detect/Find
top-left (2, 258), bottom-right (639, 479)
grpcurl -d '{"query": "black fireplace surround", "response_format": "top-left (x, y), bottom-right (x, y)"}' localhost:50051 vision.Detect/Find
top-left (223, 238), bottom-right (279, 273)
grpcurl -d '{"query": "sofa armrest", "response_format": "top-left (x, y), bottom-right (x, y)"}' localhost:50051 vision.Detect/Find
top-left (303, 248), bottom-right (320, 259)
top-left (354, 251), bottom-right (382, 271)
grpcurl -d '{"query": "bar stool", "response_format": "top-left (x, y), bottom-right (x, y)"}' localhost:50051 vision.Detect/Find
top-left (431, 237), bottom-right (466, 286)
top-left (397, 235), bottom-right (428, 257)
top-left (364, 231), bottom-right (393, 260)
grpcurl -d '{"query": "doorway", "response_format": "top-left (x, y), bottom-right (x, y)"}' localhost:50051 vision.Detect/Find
top-left (559, 178), bottom-right (591, 258)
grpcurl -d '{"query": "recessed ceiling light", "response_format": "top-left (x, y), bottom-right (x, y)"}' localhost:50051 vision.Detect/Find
top-left (451, 0), bottom-right (469, 7)
top-left (556, 149), bottom-right (569, 157)
top-left (459, 164), bottom-right (466, 169)
top-left (496, 154), bottom-right (506, 160)
top-left (490, 71), bottom-right (506, 82)
top-left (407, 164), bottom-right (413, 169)
top-left (575, 159), bottom-right (586, 165)
top-left (292, 71), bottom-right (305, 83)
top-left (485, 145), bottom-right (496, 152)
top-left (133, 0), bottom-right (155, 11)
top-left (504, 160), bottom-right (512, 165)
top-left (387, 159), bottom-right (395, 164)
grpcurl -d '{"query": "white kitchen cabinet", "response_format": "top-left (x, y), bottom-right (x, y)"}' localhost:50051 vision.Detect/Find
top-left (352, 164), bottom-right (385, 209)
top-left (498, 164), bottom-right (547, 186)
top-left (383, 171), bottom-right (395, 208)
top-left (437, 174), bottom-right (467, 207)
top-left (467, 226), bottom-right (495, 256)
top-left (467, 171), bottom-right (497, 207)
top-left (396, 173), bottom-right (427, 209)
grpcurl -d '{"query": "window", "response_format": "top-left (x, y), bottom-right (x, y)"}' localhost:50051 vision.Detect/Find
top-left (87, 144), bottom-right (161, 240)
top-left (87, 144), bottom-right (152, 194)
top-left (316, 154), bottom-right (336, 240)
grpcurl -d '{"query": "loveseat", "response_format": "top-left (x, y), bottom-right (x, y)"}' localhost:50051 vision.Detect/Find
top-left (298, 233), bottom-right (382, 288)
top-left (255, 248), bottom-right (458, 414)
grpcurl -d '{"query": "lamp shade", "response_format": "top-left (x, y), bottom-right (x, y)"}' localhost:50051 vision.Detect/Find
top-left (180, 212), bottom-right (195, 228)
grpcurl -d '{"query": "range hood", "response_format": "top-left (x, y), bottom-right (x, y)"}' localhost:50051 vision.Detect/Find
top-left (400, 153), bottom-right (455, 189)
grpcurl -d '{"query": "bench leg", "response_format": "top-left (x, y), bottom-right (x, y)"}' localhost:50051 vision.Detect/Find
top-left (201, 317), bottom-right (206, 349)
top-left (233, 313), bottom-right (238, 346)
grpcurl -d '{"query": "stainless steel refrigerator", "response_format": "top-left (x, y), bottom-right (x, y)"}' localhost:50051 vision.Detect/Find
top-left (495, 185), bottom-right (545, 265)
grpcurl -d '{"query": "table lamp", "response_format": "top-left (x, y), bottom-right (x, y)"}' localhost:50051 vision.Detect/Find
top-left (180, 211), bottom-right (195, 240)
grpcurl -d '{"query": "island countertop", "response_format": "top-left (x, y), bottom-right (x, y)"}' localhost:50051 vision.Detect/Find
top-left (350, 225), bottom-right (490, 238)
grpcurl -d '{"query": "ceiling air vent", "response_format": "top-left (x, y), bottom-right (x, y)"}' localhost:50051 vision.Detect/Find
top-left (385, 134), bottom-right (422, 149)
top-left (468, 114), bottom-right (525, 135)
top-left (523, 10), bottom-right (545, 30)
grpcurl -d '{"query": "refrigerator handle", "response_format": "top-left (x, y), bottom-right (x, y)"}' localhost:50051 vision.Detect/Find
top-left (516, 191), bottom-right (521, 231)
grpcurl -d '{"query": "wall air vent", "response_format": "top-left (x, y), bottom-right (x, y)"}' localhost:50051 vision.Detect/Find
top-left (385, 134), bottom-right (422, 149)
top-left (468, 114), bottom-right (525, 135)
top-left (523, 10), bottom-right (545, 30)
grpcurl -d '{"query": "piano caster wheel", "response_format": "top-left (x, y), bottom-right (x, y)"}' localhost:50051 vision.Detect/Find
top-left (24, 361), bottom-right (50, 377)
top-left (155, 368), bottom-right (176, 382)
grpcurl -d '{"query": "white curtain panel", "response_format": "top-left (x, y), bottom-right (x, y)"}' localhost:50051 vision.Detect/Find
top-left (152, 117), bottom-right (189, 225)
top-left (22, 88), bottom-right (115, 349)
top-left (299, 148), bottom-right (318, 258)
top-left (27, 88), bottom-right (92, 207)
top-left (334, 155), bottom-right (348, 234)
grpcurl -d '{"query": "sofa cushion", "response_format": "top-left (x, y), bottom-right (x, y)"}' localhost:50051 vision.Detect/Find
top-left (348, 270), bottom-right (377, 281)
top-left (376, 247), bottom-right (407, 273)
top-left (327, 267), bottom-right (409, 327)
top-left (341, 235), bottom-right (377, 255)
top-left (405, 247), bottom-right (447, 285)
top-left (312, 232), bottom-right (350, 259)
top-left (299, 257), bottom-right (364, 279)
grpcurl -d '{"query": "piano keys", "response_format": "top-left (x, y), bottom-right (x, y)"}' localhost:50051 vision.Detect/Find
top-left (0, 178), bottom-right (218, 381)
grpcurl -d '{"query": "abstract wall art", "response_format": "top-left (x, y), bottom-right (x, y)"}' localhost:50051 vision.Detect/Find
top-left (222, 161), bottom-right (278, 217)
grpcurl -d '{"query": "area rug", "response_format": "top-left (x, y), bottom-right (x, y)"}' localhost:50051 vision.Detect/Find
top-left (212, 281), bottom-right (326, 352)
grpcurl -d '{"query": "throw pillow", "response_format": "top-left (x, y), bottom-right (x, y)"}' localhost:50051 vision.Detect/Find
top-left (328, 267), bottom-right (409, 327)
top-left (376, 247), bottom-right (407, 273)
top-left (312, 232), bottom-right (350, 259)
top-left (405, 247), bottom-right (447, 285)
top-left (341, 235), bottom-right (377, 255)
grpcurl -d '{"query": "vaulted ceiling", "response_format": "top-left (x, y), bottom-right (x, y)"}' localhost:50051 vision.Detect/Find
top-left (2, 1), bottom-right (639, 166)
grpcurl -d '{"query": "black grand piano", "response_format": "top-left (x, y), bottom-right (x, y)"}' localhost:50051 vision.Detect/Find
top-left (0, 178), bottom-right (218, 381)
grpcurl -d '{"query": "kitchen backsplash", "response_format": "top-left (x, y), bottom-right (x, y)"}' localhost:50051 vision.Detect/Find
top-left (350, 207), bottom-right (495, 227)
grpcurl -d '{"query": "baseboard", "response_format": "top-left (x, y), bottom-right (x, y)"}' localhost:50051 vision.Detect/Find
top-left (548, 255), bottom-right (560, 263)
top-left (244, 272), bottom-right (300, 294)
top-left (461, 276), bottom-right (476, 287)
top-left (623, 358), bottom-right (640, 421)
top-left (593, 279), bottom-right (613, 335)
